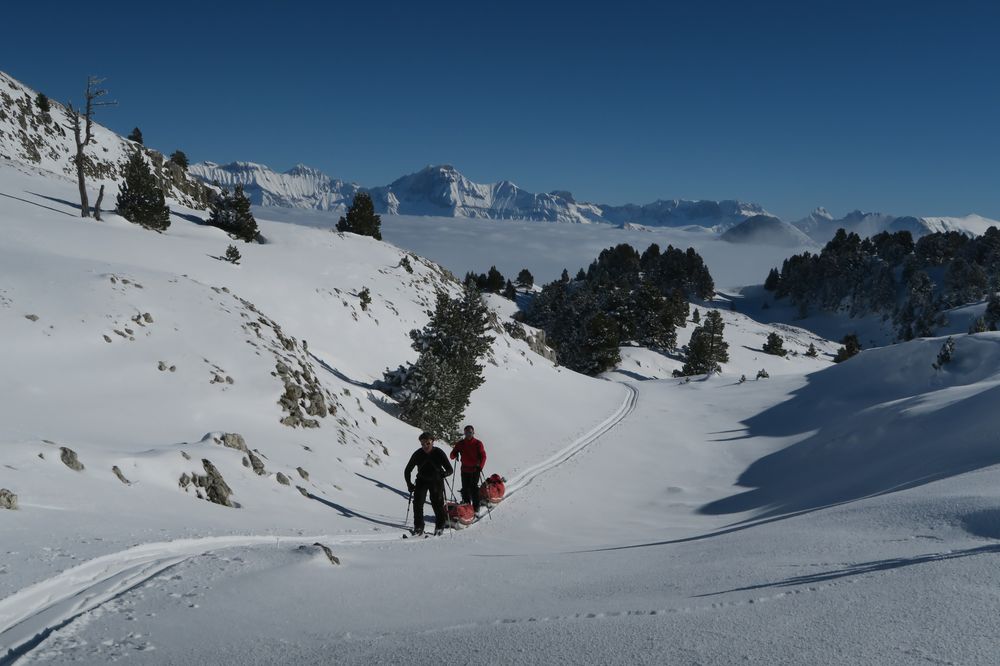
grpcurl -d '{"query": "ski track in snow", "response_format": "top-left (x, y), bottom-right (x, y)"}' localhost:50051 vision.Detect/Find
top-left (0, 384), bottom-right (638, 665)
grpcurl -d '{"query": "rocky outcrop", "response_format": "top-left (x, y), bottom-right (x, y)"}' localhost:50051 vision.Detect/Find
top-left (179, 459), bottom-right (235, 507)
top-left (111, 466), bottom-right (131, 485)
top-left (59, 446), bottom-right (84, 471)
top-left (0, 488), bottom-right (17, 510)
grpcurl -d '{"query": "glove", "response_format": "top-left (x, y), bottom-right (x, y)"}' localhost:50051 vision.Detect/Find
top-left (407, 481), bottom-right (414, 493)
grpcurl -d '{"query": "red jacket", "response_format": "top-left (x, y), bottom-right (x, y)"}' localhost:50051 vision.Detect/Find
top-left (450, 437), bottom-right (486, 472)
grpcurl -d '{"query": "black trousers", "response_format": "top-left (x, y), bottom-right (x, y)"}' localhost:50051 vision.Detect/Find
top-left (413, 479), bottom-right (447, 531)
top-left (460, 470), bottom-right (481, 510)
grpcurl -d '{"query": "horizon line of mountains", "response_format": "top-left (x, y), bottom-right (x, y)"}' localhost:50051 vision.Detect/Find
top-left (190, 161), bottom-right (996, 244)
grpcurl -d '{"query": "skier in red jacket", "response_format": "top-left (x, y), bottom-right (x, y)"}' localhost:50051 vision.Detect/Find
top-left (450, 424), bottom-right (487, 513)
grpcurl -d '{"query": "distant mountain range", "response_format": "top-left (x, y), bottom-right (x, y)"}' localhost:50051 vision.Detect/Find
top-left (190, 161), bottom-right (998, 241)
top-left (189, 161), bottom-right (768, 230)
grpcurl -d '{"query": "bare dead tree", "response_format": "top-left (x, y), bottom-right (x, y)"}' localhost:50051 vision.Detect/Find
top-left (65, 77), bottom-right (116, 218)
top-left (94, 184), bottom-right (105, 221)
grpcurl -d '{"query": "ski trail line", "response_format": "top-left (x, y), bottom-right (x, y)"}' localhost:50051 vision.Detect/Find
top-left (0, 383), bottom-right (637, 664)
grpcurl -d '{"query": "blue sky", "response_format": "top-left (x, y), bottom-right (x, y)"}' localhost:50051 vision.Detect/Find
top-left (4, 0), bottom-right (999, 220)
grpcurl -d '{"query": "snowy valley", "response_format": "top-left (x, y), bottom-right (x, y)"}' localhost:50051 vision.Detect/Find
top-left (2, 67), bottom-right (1000, 665)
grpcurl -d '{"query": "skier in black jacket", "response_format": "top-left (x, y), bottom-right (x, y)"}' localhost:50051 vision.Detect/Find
top-left (404, 432), bottom-right (454, 535)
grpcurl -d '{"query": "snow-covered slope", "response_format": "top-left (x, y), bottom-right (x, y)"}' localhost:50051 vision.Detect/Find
top-left (720, 214), bottom-right (818, 247)
top-left (188, 161), bottom-right (361, 211)
top-left (0, 71), bottom-right (212, 210)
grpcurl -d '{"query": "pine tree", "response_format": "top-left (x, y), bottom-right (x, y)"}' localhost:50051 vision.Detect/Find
top-left (805, 343), bottom-right (819, 357)
top-left (208, 184), bottom-right (258, 242)
top-left (833, 333), bottom-right (861, 363)
top-left (503, 280), bottom-right (517, 300)
top-left (392, 289), bottom-right (494, 439)
top-left (224, 244), bottom-right (241, 264)
top-left (575, 268), bottom-right (587, 281)
top-left (127, 127), bottom-right (143, 144)
top-left (561, 268), bottom-right (571, 283)
top-left (764, 268), bottom-right (780, 291)
top-left (35, 93), bottom-right (50, 113)
top-left (679, 310), bottom-right (729, 375)
top-left (168, 150), bottom-right (189, 170)
top-left (516, 268), bottom-right (535, 290)
top-left (692, 308), bottom-right (700, 324)
top-left (116, 149), bottom-right (170, 231)
top-left (762, 332), bottom-right (786, 356)
top-left (337, 192), bottom-right (382, 240)
top-left (485, 266), bottom-right (505, 293)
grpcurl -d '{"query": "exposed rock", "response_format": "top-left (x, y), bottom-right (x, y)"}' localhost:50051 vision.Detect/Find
top-left (103, 335), bottom-right (112, 343)
top-left (158, 361), bottom-right (167, 371)
top-left (275, 472), bottom-right (291, 486)
top-left (179, 472), bottom-right (191, 488)
top-left (142, 312), bottom-right (153, 323)
top-left (247, 449), bottom-right (266, 475)
top-left (0, 488), bottom-right (17, 510)
top-left (296, 485), bottom-right (310, 497)
top-left (526, 329), bottom-right (558, 363)
top-left (111, 466), bottom-right (131, 485)
top-left (216, 432), bottom-right (247, 452)
top-left (24, 314), bottom-right (38, 322)
top-left (192, 459), bottom-right (234, 507)
top-left (296, 466), bottom-right (309, 481)
top-left (59, 446), bottom-right (84, 471)
top-left (312, 542), bottom-right (340, 565)
top-left (181, 451), bottom-right (191, 460)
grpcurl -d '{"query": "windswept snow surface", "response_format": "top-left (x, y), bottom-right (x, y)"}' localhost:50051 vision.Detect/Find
top-left (3, 160), bottom-right (1000, 664)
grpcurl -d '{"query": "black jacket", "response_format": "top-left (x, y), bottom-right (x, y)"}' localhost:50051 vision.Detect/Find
top-left (404, 446), bottom-right (453, 486)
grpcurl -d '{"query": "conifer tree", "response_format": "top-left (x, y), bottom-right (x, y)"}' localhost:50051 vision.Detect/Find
top-left (833, 333), bottom-right (861, 363)
top-left (168, 150), bottom-right (189, 170)
top-left (392, 289), bottom-right (494, 439)
top-left (127, 127), bottom-right (143, 144)
top-left (485, 266), bottom-right (506, 293)
top-left (503, 280), bottom-right (517, 300)
top-left (692, 308), bottom-right (700, 324)
top-left (805, 343), bottom-right (819, 357)
top-left (762, 332), bottom-right (786, 356)
top-left (561, 268), bottom-right (570, 283)
top-left (208, 184), bottom-right (258, 242)
top-left (224, 245), bottom-right (241, 264)
top-left (575, 268), bottom-right (586, 281)
top-left (678, 310), bottom-right (729, 375)
top-left (337, 192), bottom-right (382, 240)
top-left (116, 149), bottom-right (170, 231)
top-left (35, 93), bottom-right (50, 113)
top-left (932, 336), bottom-right (955, 371)
top-left (764, 268), bottom-right (780, 291)
top-left (516, 268), bottom-right (535, 290)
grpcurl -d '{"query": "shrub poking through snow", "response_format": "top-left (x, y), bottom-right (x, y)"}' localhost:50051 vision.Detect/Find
top-left (932, 336), bottom-right (956, 371)
top-left (225, 245), bottom-right (241, 264)
top-left (359, 287), bottom-right (371, 311)
top-left (805, 343), bottom-right (819, 357)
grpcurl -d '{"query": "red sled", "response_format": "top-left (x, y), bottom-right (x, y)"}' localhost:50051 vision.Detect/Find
top-left (446, 501), bottom-right (476, 527)
top-left (480, 473), bottom-right (506, 505)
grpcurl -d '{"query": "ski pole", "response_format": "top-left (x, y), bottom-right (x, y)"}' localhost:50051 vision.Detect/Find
top-left (404, 491), bottom-right (412, 530)
top-left (479, 470), bottom-right (493, 520)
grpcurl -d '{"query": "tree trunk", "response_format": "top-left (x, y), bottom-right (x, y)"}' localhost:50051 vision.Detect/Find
top-left (76, 156), bottom-right (90, 217)
top-left (94, 184), bottom-right (104, 221)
